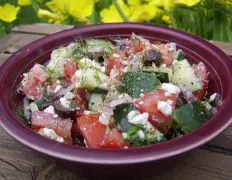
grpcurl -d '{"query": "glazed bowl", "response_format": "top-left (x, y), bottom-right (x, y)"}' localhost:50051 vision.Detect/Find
top-left (0, 23), bottom-right (232, 178)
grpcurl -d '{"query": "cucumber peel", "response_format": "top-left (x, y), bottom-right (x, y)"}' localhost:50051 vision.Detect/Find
top-left (171, 59), bottom-right (202, 92)
top-left (119, 71), bottom-right (161, 98)
top-left (113, 103), bottom-right (135, 132)
top-left (174, 101), bottom-right (211, 133)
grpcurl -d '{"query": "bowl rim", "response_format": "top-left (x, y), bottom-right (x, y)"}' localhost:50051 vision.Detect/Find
top-left (0, 23), bottom-right (232, 165)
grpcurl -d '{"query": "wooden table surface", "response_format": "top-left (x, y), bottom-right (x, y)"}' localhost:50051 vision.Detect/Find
top-left (0, 24), bottom-right (231, 180)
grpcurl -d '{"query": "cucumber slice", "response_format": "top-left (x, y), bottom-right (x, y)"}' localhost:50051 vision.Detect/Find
top-left (142, 67), bottom-right (173, 83)
top-left (174, 101), bottom-right (211, 133)
top-left (78, 58), bottom-right (102, 70)
top-left (86, 39), bottom-right (113, 54)
top-left (89, 93), bottom-right (105, 112)
top-left (119, 71), bottom-right (161, 98)
top-left (47, 47), bottom-right (74, 78)
top-left (171, 59), bottom-right (202, 92)
top-left (113, 103), bottom-right (136, 132)
top-left (77, 68), bottom-right (109, 91)
top-left (174, 50), bottom-right (186, 61)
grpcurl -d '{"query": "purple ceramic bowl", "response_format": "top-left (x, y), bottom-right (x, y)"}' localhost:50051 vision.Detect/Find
top-left (0, 23), bottom-right (232, 178)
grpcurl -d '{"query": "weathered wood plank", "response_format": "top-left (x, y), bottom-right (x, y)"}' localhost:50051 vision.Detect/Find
top-left (206, 126), bottom-right (232, 151)
top-left (210, 41), bottom-right (232, 57)
top-left (0, 32), bottom-right (45, 54)
top-left (12, 23), bottom-right (74, 35)
top-left (0, 125), bottom-right (231, 180)
top-left (0, 53), bottom-right (11, 64)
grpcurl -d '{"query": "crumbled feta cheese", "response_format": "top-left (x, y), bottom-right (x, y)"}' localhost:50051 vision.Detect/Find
top-left (38, 128), bottom-right (64, 143)
top-left (44, 105), bottom-right (55, 114)
top-left (56, 80), bottom-right (61, 84)
top-left (160, 64), bottom-right (167, 68)
top-left (140, 93), bottom-right (144, 97)
top-left (128, 112), bottom-right (149, 125)
top-left (164, 92), bottom-right (171, 97)
top-left (84, 110), bottom-right (91, 115)
top-left (172, 60), bottom-right (179, 64)
top-left (110, 68), bottom-right (120, 78)
top-left (54, 84), bottom-right (62, 93)
top-left (64, 92), bottom-right (75, 100)
top-left (123, 66), bottom-right (129, 73)
top-left (75, 70), bottom-right (82, 77)
top-left (59, 97), bottom-right (71, 109)
top-left (112, 53), bottom-right (120, 58)
top-left (169, 42), bottom-right (176, 51)
top-left (127, 110), bottom-right (140, 120)
top-left (157, 101), bottom-right (172, 116)
top-left (209, 93), bottom-right (217, 102)
top-left (56, 137), bottom-right (64, 143)
top-left (99, 113), bottom-right (109, 125)
top-left (138, 101), bottom-right (144, 105)
top-left (145, 121), bottom-right (154, 130)
top-left (53, 114), bottom-right (58, 118)
top-left (101, 66), bottom-right (106, 73)
top-left (167, 99), bottom-right (173, 105)
top-left (137, 130), bottom-right (145, 139)
top-left (122, 132), bottom-right (128, 139)
top-left (161, 83), bottom-right (180, 94)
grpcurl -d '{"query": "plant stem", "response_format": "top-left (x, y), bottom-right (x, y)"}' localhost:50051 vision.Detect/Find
top-left (113, 0), bottom-right (130, 22)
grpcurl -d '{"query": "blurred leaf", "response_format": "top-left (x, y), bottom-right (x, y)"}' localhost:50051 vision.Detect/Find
top-left (88, 8), bottom-right (100, 24)
top-left (0, 22), bottom-right (7, 37)
top-left (98, 0), bottom-right (113, 8)
top-left (16, 6), bottom-right (41, 24)
top-left (30, 0), bottom-right (40, 12)
top-left (0, 0), bottom-right (17, 5)
top-left (113, 0), bottom-right (129, 22)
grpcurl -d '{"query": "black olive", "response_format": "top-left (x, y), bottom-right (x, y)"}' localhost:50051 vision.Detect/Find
top-left (143, 49), bottom-right (163, 66)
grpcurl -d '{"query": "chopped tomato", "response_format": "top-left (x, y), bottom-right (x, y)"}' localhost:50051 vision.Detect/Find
top-left (100, 128), bottom-right (125, 149)
top-left (64, 60), bottom-right (78, 81)
top-left (159, 46), bottom-right (174, 66)
top-left (31, 111), bottom-right (72, 142)
top-left (106, 57), bottom-right (125, 76)
top-left (20, 64), bottom-right (48, 100)
top-left (124, 43), bottom-right (145, 57)
top-left (77, 114), bottom-right (106, 148)
top-left (134, 89), bottom-right (178, 134)
top-left (71, 122), bottom-right (81, 137)
top-left (193, 62), bottom-right (209, 100)
top-left (73, 88), bottom-right (88, 118)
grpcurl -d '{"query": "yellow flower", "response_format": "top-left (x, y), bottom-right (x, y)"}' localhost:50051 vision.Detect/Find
top-left (18, 0), bottom-right (31, 6)
top-left (163, 0), bottom-right (176, 10)
top-left (0, 4), bottom-right (20, 23)
top-left (174, 0), bottom-right (200, 7)
top-left (37, 9), bottom-right (61, 21)
top-left (217, 0), bottom-right (232, 7)
top-left (46, 0), bottom-right (69, 14)
top-left (129, 4), bottom-right (162, 22)
top-left (100, 0), bottom-right (130, 23)
top-left (145, 0), bottom-right (163, 7)
top-left (127, 0), bottom-right (143, 5)
top-left (162, 15), bottom-right (171, 24)
top-left (46, 0), bottom-right (95, 21)
top-left (68, 0), bottom-right (95, 21)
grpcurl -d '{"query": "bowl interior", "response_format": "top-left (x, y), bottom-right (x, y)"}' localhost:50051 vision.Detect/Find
top-left (0, 23), bottom-right (232, 164)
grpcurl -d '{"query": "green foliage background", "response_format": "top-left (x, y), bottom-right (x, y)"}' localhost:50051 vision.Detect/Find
top-left (0, 0), bottom-right (232, 42)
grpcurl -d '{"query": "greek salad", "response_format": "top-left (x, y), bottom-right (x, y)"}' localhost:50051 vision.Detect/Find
top-left (18, 33), bottom-right (220, 149)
